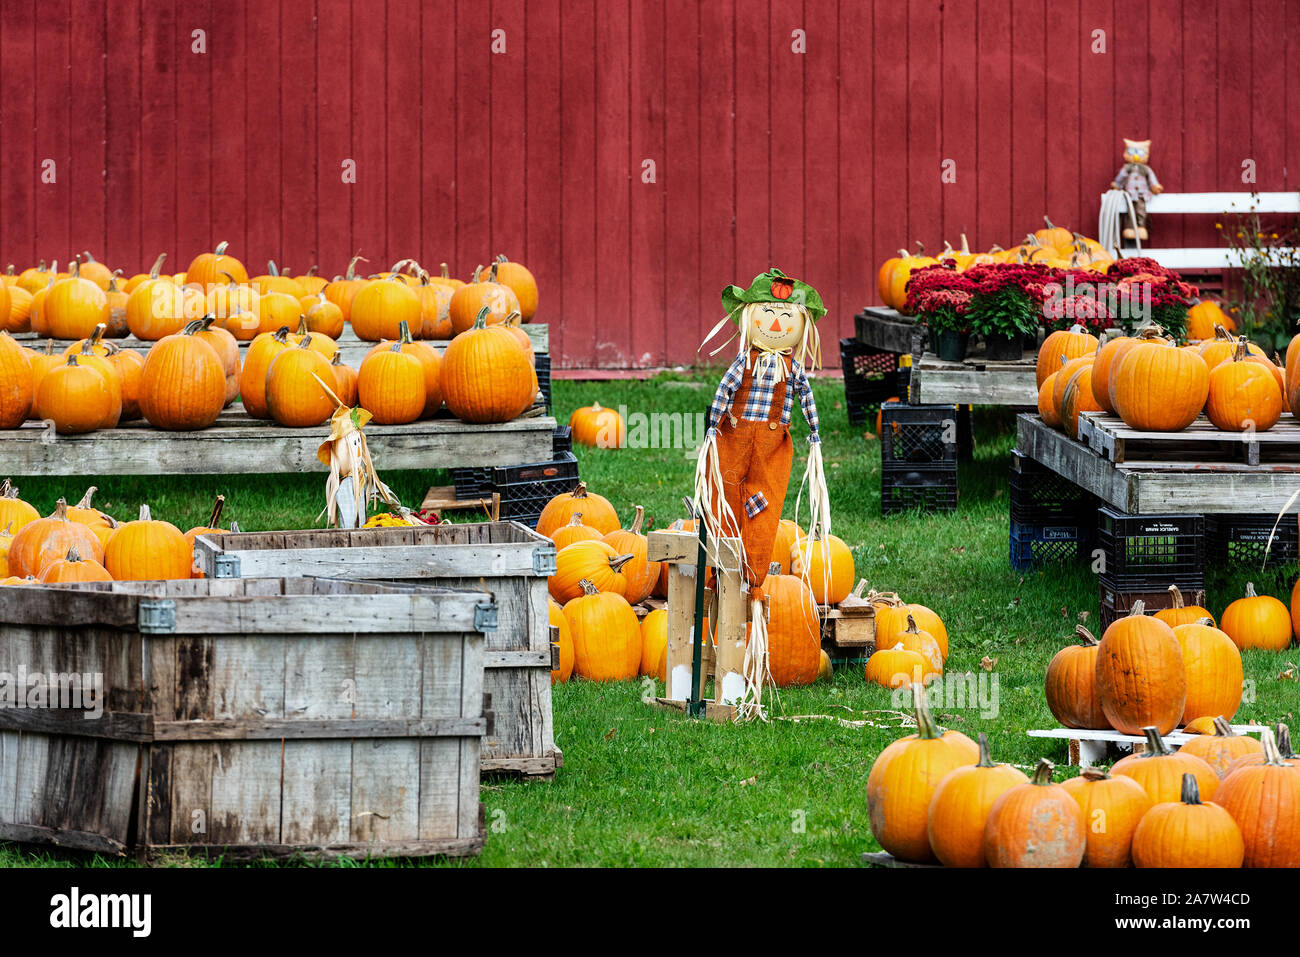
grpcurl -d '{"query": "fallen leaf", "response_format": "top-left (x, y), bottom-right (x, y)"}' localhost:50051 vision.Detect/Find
top-left (1060, 606), bottom-right (1069, 619)
top-left (1077, 610), bottom-right (1090, 623)
top-left (738, 775), bottom-right (758, 787)
top-left (1280, 667), bottom-right (1297, 682)
top-left (980, 656), bottom-right (998, 671)
top-left (604, 727), bottom-right (619, 740)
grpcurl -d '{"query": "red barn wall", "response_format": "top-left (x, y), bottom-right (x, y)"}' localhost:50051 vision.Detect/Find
top-left (0, 0), bottom-right (1295, 368)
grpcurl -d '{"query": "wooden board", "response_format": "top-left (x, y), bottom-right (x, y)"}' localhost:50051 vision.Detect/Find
top-left (1078, 411), bottom-right (1300, 466)
top-left (0, 577), bottom-right (489, 861)
top-left (1016, 413), bottom-right (1300, 515)
top-left (861, 851), bottom-right (940, 868)
top-left (0, 405), bottom-right (557, 475)
top-left (854, 307), bottom-right (924, 355)
top-left (1028, 725), bottom-right (1268, 768)
top-left (911, 356), bottom-right (1038, 406)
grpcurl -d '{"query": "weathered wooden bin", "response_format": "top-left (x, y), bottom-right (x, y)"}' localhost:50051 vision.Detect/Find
top-left (193, 521), bottom-right (561, 778)
top-left (0, 577), bottom-right (491, 862)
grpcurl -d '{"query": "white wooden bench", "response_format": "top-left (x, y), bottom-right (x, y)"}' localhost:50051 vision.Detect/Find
top-left (1028, 724), bottom-right (1268, 767)
top-left (1103, 191), bottom-right (1299, 270)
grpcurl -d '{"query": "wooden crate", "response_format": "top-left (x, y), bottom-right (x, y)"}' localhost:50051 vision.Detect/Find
top-left (0, 577), bottom-right (490, 861)
top-left (193, 521), bottom-right (560, 778)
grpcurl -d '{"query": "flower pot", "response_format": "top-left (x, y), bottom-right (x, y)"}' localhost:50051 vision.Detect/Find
top-left (933, 330), bottom-right (969, 362)
top-left (983, 332), bottom-right (1023, 361)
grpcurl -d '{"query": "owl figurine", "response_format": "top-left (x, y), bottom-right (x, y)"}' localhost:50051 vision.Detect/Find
top-left (1111, 138), bottom-right (1164, 241)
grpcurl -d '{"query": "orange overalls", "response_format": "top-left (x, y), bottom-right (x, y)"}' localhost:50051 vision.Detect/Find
top-left (706, 349), bottom-right (795, 600)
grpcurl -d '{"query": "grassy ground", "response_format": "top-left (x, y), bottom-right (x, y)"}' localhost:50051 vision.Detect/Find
top-left (4, 372), bottom-right (1299, 868)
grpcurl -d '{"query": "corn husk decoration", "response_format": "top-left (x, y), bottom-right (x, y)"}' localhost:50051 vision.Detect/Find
top-left (312, 373), bottom-right (402, 528)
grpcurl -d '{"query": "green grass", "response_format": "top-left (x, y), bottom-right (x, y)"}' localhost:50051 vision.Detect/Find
top-left (4, 372), bottom-right (1299, 868)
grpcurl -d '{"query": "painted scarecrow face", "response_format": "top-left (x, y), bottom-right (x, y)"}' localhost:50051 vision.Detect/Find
top-left (745, 301), bottom-right (806, 352)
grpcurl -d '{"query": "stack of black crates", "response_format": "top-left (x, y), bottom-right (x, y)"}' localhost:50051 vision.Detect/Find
top-left (450, 426), bottom-right (578, 528)
top-left (1008, 449), bottom-right (1098, 571)
top-left (880, 401), bottom-right (958, 513)
top-left (839, 337), bottom-right (905, 427)
top-left (1096, 507), bottom-right (1206, 630)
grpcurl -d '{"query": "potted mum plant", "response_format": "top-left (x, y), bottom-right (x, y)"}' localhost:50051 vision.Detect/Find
top-left (905, 264), bottom-right (974, 361)
top-left (965, 264), bottom-right (1044, 360)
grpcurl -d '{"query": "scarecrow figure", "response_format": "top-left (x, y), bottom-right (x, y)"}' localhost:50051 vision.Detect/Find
top-left (314, 376), bottom-right (403, 529)
top-left (1111, 138), bottom-right (1163, 241)
top-left (694, 268), bottom-right (832, 719)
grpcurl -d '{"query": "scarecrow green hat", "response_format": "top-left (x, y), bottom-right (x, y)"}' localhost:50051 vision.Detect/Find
top-left (721, 268), bottom-right (825, 322)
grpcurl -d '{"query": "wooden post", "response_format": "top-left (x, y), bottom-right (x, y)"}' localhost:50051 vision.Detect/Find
top-left (649, 529), bottom-right (706, 702)
top-left (713, 537), bottom-right (746, 706)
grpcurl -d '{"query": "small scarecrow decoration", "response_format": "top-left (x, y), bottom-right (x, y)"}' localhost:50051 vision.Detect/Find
top-left (313, 375), bottom-right (403, 529)
top-left (1111, 138), bottom-right (1163, 241)
top-left (694, 268), bottom-right (832, 719)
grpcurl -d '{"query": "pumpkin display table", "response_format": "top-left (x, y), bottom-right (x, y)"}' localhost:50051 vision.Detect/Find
top-left (909, 354), bottom-right (1038, 405)
top-left (1016, 412), bottom-right (1300, 515)
top-left (853, 306), bottom-right (923, 356)
top-left (1027, 724), bottom-right (1268, 769)
top-left (1, 404), bottom-right (558, 475)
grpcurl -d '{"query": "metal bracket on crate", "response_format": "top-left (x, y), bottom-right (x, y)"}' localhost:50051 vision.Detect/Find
top-left (532, 545), bottom-right (558, 576)
top-left (474, 602), bottom-right (499, 633)
top-left (212, 554), bottom-right (242, 579)
top-left (138, 600), bottom-right (177, 634)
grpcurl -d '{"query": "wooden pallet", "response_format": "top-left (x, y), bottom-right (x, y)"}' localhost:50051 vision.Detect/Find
top-left (854, 307), bottom-right (924, 355)
top-left (0, 403), bottom-right (557, 475)
top-left (1016, 412), bottom-right (1300, 515)
top-left (1027, 725), bottom-right (1268, 767)
top-left (819, 602), bottom-right (876, 656)
top-left (1078, 411), bottom-right (1300, 466)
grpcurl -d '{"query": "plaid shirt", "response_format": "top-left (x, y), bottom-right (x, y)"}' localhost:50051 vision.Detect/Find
top-left (707, 351), bottom-right (821, 443)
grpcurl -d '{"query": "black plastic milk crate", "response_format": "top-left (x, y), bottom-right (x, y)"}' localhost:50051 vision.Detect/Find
top-left (1205, 513), bottom-right (1300, 566)
top-left (1099, 577), bottom-right (1207, 631)
top-left (552, 425), bottom-right (572, 455)
top-left (535, 353), bottom-right (552, 411)
top-left (840, 338), bottom-right (902, 425)
top-left (1095, 507), bottom-right (1204, 588)
top-left (880, 402), bottom-right (960, 465)
top-left (491, 451), bottom-right (580, 526)
top-left (1008, 449), bottom-right (1097, 525)
top-left (881, 462), bottom-right (957, 514)
top-left (1009, 520), bottom-right (1092, 571)
top-left (452, 467), bottom-right (492, 501)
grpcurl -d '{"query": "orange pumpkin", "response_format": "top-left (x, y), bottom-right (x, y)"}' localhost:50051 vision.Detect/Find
top-left (553, 514), bottom-right (603, 550)
top-left (1206, 338), bottom-right (1282, 432)
top-left (866, 686), bottom-right (978, 863)
top-left (1094, 601), bottom-right (1186, 735)
top-left (569, 402), bottom-right (626, 449)
top-left (43, 260), bottom-right (110, 341)
top-left (265, 338), bottom-right (336, 428)
top-left (186, 241), bottom-right (249, 291)
top-left (601, 506), bottom-right (660, 604)
top-left (361, 320), bottom-right (442, 417)
top-left (1112, 726), bottom-right (1219, 804)
top-left (790, 533), bottom-right (854, 605)
top-left (7, 499), bottom-right (105, 577)
top-left (764, 562), bottom-right (821, 687)
top-left (1036, 373), bottom-right (1062, 427)
top-left (864, 644), bottom-right (929, 689)
top-left (490, 254), bottom-right (538, 321)
top-left (35, 355), bottom-right (121, 433)
top-left (1059, 767), bottom-right (1152, 868)
top-left (550, 540), bottom-right (633, 604)
top-left (1221, 581), bottom-right (1292, 651)
top-left (1179, 717), bottom-right (1263, 777)
top-left (441, 306), bottom-right (538, 424)
top-left (983, 759), bottom-right (1086, 868)
top-left (1154, 583), bottom-right (1214, 628)
top-left (104, 503), bottom-right (193, 581)
top-left (448, 263), bottom-right (520, 334)
top-left (138, 320), bottom-right (227, 430)
top-left (239, 327), bottom-right (293, 418)
top-left (563, 579), bottom-right (641, 681)
top-left (549, 598), bottom-right (576, 683)
top-left (357, 343), bottom-right (425, 425)
top-left (322, 255), bottom-right (370, 321)
top-left (639, 606), bottom-right (668, 680)
top-left (771, 519), bottom-right (804, 574)
top-left (1044, 625), bottom-right (1108, 730)
top-left (1130, 772), bottom-right (1243, 868)
top-left (1174, 618), bottom-right (1243, 725)
top-left (926, 733), bottom-right (1029, 868)
top-left (0, 480), bottom-right (39, 533)
top-left (193, 317), bottom-right (242, 407)
top-left (537, 483), bottom-right (620, 538)
top-left (330, 353), bottom-right (359, 407)
top-left (0, 332), bottom-right (34, 429)
top-left (39, 545), bottom-right (112, 583)
top-left (65, 486), bottom-right (119, 548)
top-left (1036, 324), bottom-right (1098, 389)
top-left (1215, 726), bottom-right (1300, 867)
top-left (350, 275), bottom-right (422, 342)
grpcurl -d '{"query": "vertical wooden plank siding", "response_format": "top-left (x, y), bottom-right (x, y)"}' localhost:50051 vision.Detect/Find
top-left (0, 0), bottom-right (1290, 367)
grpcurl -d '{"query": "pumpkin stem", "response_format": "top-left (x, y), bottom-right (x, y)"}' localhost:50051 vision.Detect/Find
top-left (1167, 584), bottom-right (1185, 608)
top-left (330, 352), bottom-right (344, 367)
top-left (1128, 600), bottom-right (1146, 617)
top-left (440, 262), bottom-right (451, 279)
top-left (344, 254), bottom-right (367, 281)
top-left (53, 498), bottom-right (69, 521)
top-left (1278, 724), bottom-right (1296, 758)
top-left (138, 504), bottom-right (152, 521)
top-left (147, 252), bottom-right (166, 279)
top-left (181, 319), bottom-right (206, 336)
top-left (1180, 772), bottom-right (1201, 805)
top-left (79, 324), bottom-right (107, 355)
top-left (910, 681), bottom-right (942, 740)
top-left (1260, 726), bottom-right (1287, 766)
top-left (1194, 616), bottom-right (1214, 627)
top-left (904, 613), bottom-right (919, 634)
top-left (851, 579), bottom-right (868, 599)
top-left (473, 305), bottom-right (491, 329)
top-left (1139, 725), bottom-right (1173, 757)
top-left (272, 326), bottom-right (291, 344)
top-left (1245, 581), bottom-right (1258, 598)
top-left (398, 319), bottom-right (413, 344)
top-left (975, 732), bottom-right (996, 768)
top-left (108, 270), bottom-right (122, 292)
top-left (0, 522), bottom-right (10, 535)
top-left (206, 494), bottom-right (226, 529)
top-left (74, 486), bottom-right (98, 510)
top-left (214, 240), bottom-right (230, 256)
top-left (295, 315), bottom-right (310, 337)
top-left (306, 265), bottom-right (318, 277)
top-left (1079, 767), bottom-right (1111, 782)
top-left (1074, 624), bottom-right (1098, 646)
top-left (1233, 337), bottom-right (1248, 362)
top-left (472, 265), bottom-right (484, 283)
top-left (566, 513), bottom-right (584, 526)
top-left (578, 578), bottom-right (600, 597)
top-left (64, 546), bottom-right (82, 563)
top-left (571, 482), bottom-right (588, 500)
top-left (1210, 716), bottom-right (1237, 738)
top-left (1030, 758), bottom-right (1055, 785)
top-left (768, 561), bottom-right (782, 576)
top-left (628, 504), bottom-right (644, 535)
top-left (65, 354), bottom-right (81, 368)
top-left (267, 259), bottom-right (280, 276)
top-left (0, 479), bottom-right (16, 499)
top-left (608, 553), bottom-right (635, 573)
